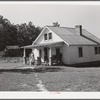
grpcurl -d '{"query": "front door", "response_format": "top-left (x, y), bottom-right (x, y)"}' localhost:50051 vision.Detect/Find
top-left (56, 48), bottom-right (60, 56)
top-left (44, 47), bottom-right (49, 63)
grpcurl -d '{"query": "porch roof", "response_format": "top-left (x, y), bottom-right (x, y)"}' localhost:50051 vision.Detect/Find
top-left (21, 41), bottom-right (64, 49)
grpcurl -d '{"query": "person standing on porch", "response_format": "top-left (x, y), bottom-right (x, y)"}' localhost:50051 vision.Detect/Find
top-left (29, 52), bottom-right (35, 65)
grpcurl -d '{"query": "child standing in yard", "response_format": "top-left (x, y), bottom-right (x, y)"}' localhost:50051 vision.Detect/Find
top-left (29, 52), bottom-right (35, 65)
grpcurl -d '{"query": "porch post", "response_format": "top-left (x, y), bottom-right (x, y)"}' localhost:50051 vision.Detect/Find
top-left (23, 48), bottom-right (26, 64)
top-left (35, 48), bottom-right (39, 65)
top-left (49, 47), bottom-right (52, 66)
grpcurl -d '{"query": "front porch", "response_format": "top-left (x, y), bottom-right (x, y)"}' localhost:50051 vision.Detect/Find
top-left (22, 41), bottom-right (64, 66)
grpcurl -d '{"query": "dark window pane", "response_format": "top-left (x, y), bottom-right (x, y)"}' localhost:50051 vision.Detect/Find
top-left (99, 47), bottom-right (100, 54)
top-left (44, 34), bottom-right (47, 40)
top-left (95, 47), bottom-right (98, 54)
top-left (49, 33), bottom-right (52, 39)
top-left (79, 47), bottom-right (83, 57)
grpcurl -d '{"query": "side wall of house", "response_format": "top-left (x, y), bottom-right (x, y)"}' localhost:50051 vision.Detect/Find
top-left (67, 45), bottom-right (100, 64)
top-left (61, 44), bottom-right (70, 64)
top-left (32, 43), bottom-right (100, 65)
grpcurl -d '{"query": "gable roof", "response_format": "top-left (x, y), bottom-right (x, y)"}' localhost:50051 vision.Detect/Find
top-left (47, 26), bottom-right (100, 46)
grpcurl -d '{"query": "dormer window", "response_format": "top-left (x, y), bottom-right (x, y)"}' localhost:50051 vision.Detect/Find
top-left (49, 33), bottom-right (52, 40)
top-left (44, 34), bottom-right (47, 40)
top-left (44, 33), bottom-right (52, 40)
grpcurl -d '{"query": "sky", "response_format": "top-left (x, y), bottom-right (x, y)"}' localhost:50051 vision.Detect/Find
top-left (0, 2), bottom-right (100, 38)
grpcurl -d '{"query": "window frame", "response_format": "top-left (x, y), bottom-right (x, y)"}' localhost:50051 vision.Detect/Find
top-left (48, 33), bottom-right (52, 40)
top-left (44, 33), bottom-right (47, 40)
top-left (95, 47), bottom-right (98, 54)
top-left (94, 46), bottom-right (100, 55)
top-left (99, 47), bottom-right (100, 54)
top-left (78, 47), bottom-right (83, 57)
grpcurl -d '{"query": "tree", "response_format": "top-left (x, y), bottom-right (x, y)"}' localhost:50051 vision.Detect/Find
top-left (17, 22), bottom-right (42, 46)
top-left (53, 22), bottom-right (60, 27)
top-left (0, 15), bottom-right (42, 51)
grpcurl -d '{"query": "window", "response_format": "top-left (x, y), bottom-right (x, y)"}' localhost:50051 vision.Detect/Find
top-left (44, 33), bottom-right (52, 40)
top-left (78, 47), bottom-right (83, 57)
top-left (99, 47), bottom-right (100, 54)
top-left (49, 33), bottom-right (52, 40)
top-left (94, 47), bottom-right (100, 54)
top-left (44, 34), bottom-right (47, 40)
top-left (95, 47), bottom-right (98, 54)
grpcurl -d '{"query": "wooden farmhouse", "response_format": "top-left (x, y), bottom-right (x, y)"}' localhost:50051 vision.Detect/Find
top-left (22, 25), bottom-right (100, 66)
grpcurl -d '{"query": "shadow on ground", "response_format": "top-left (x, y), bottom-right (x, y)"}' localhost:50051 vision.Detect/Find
top-left (0, 67), bottom-right (63, 74)
top-left (68, 61), bottom-right (100, 68)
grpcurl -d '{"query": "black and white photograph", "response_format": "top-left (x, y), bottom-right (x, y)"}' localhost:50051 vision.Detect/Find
top-left (0, 1), bottom-right (100, 95)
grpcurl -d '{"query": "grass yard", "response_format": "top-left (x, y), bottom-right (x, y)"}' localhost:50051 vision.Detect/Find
top-left (0, 57), bottom-right (38, 91)
top-left (0, 71), bottom-right (38, 91)
top-left (1, 57), bottom-right (100, 91)
top-left (36, 66), bottom-right (100, 91)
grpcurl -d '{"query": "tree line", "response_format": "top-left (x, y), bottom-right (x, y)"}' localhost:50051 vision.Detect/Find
top-left (0, 15), bottom-right (42, 51)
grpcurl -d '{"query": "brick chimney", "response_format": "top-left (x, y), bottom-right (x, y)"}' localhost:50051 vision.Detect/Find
top-left (75, 25), bottom-right (82, 35)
